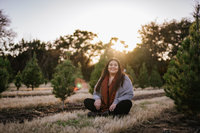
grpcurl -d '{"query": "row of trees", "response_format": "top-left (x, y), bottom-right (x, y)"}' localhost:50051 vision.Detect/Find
top-left (0, 51), bottom-right (82, 110)
top-left (0, 52), bottom-right (44, 92)
top-left (0, 17), bottom-right (191, 93)
top-left (5, 30), bottom-right (103, 81)
top-left (0, 8), bottom-right (191, 84)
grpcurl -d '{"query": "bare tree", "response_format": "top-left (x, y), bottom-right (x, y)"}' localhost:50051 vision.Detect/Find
top-left (0, 10), bottom-right (16, 56)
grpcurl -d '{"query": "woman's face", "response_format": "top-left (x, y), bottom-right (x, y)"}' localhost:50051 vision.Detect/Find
top-left (108, 60), bottom-right (119, 75)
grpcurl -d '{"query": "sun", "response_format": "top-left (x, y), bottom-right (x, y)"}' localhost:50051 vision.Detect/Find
top-left (111, 40), bottom-right (134, 53)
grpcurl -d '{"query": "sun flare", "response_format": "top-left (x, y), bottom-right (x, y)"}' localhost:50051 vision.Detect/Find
top-left (111, 40), bottom-right (135, 53)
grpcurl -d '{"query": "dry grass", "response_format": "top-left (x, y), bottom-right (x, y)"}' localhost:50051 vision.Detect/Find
top-left (0, 91), bottom-right (92, 110)
top-left (67, 93), bottom-right (92, 103)
top-left (0, 96), bottom-right (174, 133)
top-left (0, 88), bottom-right (163, 110)
top-left (1, 90), bottom-right (52, 97)
top-left (3, 84), bottom-right (163, 97)
top-left (134, 89), bottom-right (164, 96)
top-left (0, 95), bottom-right (60, 109)
top-left (8, 83), bottom-right (53, 91)
top-left (1, 88), bottom-right (164, 98)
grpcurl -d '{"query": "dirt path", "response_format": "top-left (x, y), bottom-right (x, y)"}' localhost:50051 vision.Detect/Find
top-left (0, 93), bottom-right (164, 124)
top-left (0, 103), bottom-right (85, 124)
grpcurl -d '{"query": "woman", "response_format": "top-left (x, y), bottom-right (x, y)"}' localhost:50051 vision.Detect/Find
top-left (84, 58), bottom-right (134, 117)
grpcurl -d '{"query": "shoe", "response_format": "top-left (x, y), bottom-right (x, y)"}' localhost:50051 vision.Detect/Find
top-left (87, 112), bottom-right (97, 117)
top-left (100, 110), bottom-right (110, 117)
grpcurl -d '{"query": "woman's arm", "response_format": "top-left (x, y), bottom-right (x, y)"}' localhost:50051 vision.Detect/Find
top-left (113, 75), bottom-right (134, 104)
top-left (93, 90), bottom-right (101, 100)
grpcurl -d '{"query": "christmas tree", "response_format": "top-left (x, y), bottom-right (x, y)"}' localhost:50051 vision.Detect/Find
top-left (0, 57), bottom-right (9, 94)
top-left (22, 52), bottom-right (43, 90)
top-left (149, 66), bottom-right (163, 88)
top-left (51, 59), bottom-right (76, 110)
top-left (163, 4), bottom-right (200, 114)
top-left (138, 63), bottom-right (149, 88)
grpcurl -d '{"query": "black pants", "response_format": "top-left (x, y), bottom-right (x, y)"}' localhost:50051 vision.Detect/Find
top-left (84, 98), bottom-right (132, 115)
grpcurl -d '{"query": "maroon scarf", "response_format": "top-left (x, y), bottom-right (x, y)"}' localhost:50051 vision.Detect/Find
top-left (100, 74), bottom-right (117, 112)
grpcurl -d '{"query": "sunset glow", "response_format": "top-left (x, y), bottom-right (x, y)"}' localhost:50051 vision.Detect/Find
top-left (0, 0), bottom-right (193, 54)
top-left (111, 40), bottom-right (133, 53)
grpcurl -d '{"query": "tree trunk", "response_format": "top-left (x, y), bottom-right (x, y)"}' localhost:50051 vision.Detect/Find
top-left (32, 85), bottom-right (34, 91)
top-left (17, 90), bottom-right (18, 97)
top-left (62, 100), bottom-right (65, 111)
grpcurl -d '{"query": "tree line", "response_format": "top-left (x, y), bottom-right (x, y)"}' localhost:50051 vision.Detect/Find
top-left (0, 9), bottom-right (191, 91)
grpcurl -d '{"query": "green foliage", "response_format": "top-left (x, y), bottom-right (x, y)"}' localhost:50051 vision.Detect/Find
top-left (127, 46), bottom-right (152, 80)
top-left (54, 115), bottom-right (92, 128)
top-left (138, 63), bottom-right (149, 88)
top-left (0, 57), bottom-right (13, 83)
top-left (0, 68), bottom-right (9, 94)
top-left (14, 71), bottom-right (22, 91)
top-left (22, 53), bottom-right (43, 90)
top-left (89, 55), bottom-right (107, 94)
top-left (163, 18), bottom-right (200, 114)
top-left (0, 57), bottom-right (10, 94)
top-left (54, 30), bottom-right (104, 81)
top-left (138, 19), bottom-right (191, 61)
top-left (8, 39), bottom-right (60, 80)
top-left (43, 79), bottom-right (48, 85)
top-left (51, 59), bottom-right (76, 109)
top-left (149, 66), bottom-right (163, 88)
top-left (127, 19), bottom-right (191, 81)
top-left (125, 65), bottom-right (137, 85)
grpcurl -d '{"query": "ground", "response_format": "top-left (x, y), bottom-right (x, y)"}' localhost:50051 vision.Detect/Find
top-left (1, 92), bottom-right (200, 133)
top-left (123, 108), bottom-right (200, 133)
top-left (0, 102), bottom-right (85, 124)
top-left (0, 92), bottom-right (164, 124)
top-left (1, 86), bottom-right (200, 132)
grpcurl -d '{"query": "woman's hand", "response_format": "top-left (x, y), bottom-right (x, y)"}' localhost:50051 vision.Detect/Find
top-left (109, 103), bottom-right (117, 112)
top-left (94, 99), bottom-right (101, 110)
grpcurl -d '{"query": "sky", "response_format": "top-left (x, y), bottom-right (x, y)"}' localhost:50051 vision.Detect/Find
top-left (0, 0), bottom-right (197, 52)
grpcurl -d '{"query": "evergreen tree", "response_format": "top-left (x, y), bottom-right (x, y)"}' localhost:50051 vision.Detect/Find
top-left (149, 66), bottom-right (163, 88)
top-left (0, 57), bottom-right (13, 83)
top-left (163, 4), bottom-right (200, 114)
top-left (0, 57), bottom-right (9, 94)
top-left (125, 64), bottom-right (137, 85)
top-left (44, 79), bottom-right (48, 85)
top-left (22, 52), bottom-right (43, 90)
top-left (51, 59), bottom-right (76, 110)
top-left (14, 71), bottom-right (22, 91)
top-left (89, 55), bottom-right (107, 94)
top-left (0, 68), bottom-right (9, 95)
top-left (138, 63), bottom-right (149, 88)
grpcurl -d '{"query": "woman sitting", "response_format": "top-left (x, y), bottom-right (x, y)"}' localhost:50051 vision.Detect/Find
top-left (84, 58), bottom-right (134, 117)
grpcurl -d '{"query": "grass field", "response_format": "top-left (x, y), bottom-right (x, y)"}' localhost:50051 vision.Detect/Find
top-left (0, 84), bottom-right (199, 133)
top-left (0, 96), bottom-right (173, 133)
